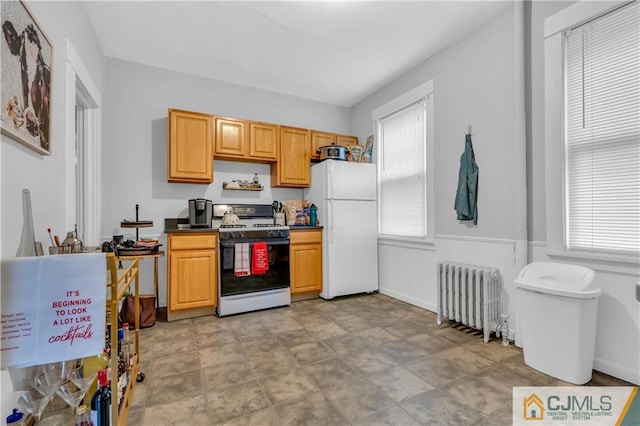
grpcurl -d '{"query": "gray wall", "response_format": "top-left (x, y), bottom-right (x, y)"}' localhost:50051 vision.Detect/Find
top-left (525, 0), bottom-right (639, 385)
top-left (101, 58), bottom-right (353, 304)
top-left (0, 0), bottom-right (105, 413)
top-left (349, 5), bottom-right (527, 332)
top-left (102, 58), bottom-right (351, 242)
top-left (1, 1), bottom-right (105, 257)
top-left (349, 0), bottom-right (640, 385)
top-left (351, 5), bottom-right (520, 240)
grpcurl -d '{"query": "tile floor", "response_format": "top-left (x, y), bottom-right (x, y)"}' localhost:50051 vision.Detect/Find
top-left (124, 293), bottom-right (630, 425)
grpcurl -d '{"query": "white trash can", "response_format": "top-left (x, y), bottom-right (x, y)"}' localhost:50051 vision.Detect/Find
top-left (515, 262), bottom-right (601, 384)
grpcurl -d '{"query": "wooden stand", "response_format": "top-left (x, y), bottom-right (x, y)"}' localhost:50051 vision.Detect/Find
top-left (116, 251), bottom-right (164, 313)
top-left (106, 253), bottom-right (141, 426)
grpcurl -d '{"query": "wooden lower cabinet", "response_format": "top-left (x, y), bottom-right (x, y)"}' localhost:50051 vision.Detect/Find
top-left (167, 233), bottom-right (217, 320)
top-left (290, 229), bottom-right (322, 294)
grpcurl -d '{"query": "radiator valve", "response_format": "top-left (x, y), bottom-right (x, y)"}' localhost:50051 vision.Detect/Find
top-left (500, 314), bottom-right (510, 347)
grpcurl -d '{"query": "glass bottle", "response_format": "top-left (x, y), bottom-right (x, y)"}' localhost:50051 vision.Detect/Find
top-left (116, 328), bottom-right (127, 402)
top-left (122, 323), bottom-right (131, 381)
top-left (75, 404), bottom-right (93, 426)
top-left (90, 369), bottom-right (111, 426)
top-left (309, 204), bottom-right (318, 226)
top-left (16, 189), bottom-right (36, 257)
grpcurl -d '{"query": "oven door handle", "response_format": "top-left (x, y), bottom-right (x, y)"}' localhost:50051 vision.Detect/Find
top-left (219, 239), bottom-right (290, 248)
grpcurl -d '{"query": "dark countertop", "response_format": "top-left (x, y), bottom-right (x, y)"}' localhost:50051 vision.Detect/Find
top-left (164, 218), bottom-right (322, 233)
top-left (165, 227), bottom-right (218, 234)
top-left (164, 218), bottom-right (218, 234)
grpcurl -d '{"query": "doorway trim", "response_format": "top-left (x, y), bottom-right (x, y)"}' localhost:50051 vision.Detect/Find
top-left (64, 38), bottom-right (102, 245)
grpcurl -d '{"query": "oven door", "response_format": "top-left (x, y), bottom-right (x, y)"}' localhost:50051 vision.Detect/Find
top-left (219, 238), bottom-right (290, 296)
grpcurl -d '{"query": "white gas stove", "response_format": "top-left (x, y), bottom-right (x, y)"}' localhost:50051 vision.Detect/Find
top-left (213, 204), bottom-right (291, 316)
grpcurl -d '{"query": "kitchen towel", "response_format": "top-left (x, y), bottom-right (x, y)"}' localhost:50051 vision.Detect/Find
top-left (234, 243), bottom-right (251, 276)
top-left (251, 242), bottom-right (269, 275)
top-left (0, 253), bottom-right (106, 369)
top-left (454, 133), bottom-right (479, 225)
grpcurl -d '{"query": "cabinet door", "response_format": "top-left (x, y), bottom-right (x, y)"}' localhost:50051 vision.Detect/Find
top-left (169, 249), bottom-right (217, 311)
top-left (310, 131), bottom-right (336, 161)
top-left (273, 126), bottom-right (310, 187)
top-left (215, 117), bottom-right (246, 157)
top-left (290, 230), bottom-right (322, 294)
top-left (290, 243), bottom-right (322, 293)
top-left (336, 134), bottom-right (358, 147)
top-left (249, 122), bottom-right (278, 161)
top-left (168, 109), bottom-right (213, 183)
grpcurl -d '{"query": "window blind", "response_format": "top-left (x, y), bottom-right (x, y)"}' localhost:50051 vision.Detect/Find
top-left (565, 1), bottom-right (640, 253)
top-left (378, 100), bottom-right (427, 237)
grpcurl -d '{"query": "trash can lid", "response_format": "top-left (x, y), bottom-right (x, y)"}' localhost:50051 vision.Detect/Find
top-left (515, 262), bottom-right (601, 299)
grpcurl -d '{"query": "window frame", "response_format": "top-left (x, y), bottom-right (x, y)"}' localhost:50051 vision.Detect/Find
top-left (544, 0), bottom-right (639, 267)
top-left (372, 81), bottom-right (435, 248)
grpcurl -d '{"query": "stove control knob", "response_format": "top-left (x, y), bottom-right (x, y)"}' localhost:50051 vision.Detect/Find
top-left (268, 230), bottom-right (276, 238)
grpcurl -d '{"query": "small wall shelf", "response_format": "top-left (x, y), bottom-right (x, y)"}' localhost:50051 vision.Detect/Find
top-left (222, 182), bottom-right (263, 191)
top-left (222, 186), bottom-right (263, 191)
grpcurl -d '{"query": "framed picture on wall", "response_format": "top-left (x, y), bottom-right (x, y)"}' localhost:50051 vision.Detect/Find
top-left (1, 0), bottom-right (52, 155)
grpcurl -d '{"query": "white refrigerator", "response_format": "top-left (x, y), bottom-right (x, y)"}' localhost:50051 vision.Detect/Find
top-left (304, 160), bottom-right (378, 299)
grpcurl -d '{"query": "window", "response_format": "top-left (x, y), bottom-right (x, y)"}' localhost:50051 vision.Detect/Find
top-left (373, 82), bottom-right (434, 242)
top-left (564, 2), bottom-right (639, 254)
top-left (545, 1), bottom-right (639, 264)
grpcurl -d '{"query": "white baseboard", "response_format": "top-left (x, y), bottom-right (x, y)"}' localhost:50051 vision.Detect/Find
top-left (379, 287), bottom-right (436, 313)
top-left (594, 357), bottom-right (640, 386)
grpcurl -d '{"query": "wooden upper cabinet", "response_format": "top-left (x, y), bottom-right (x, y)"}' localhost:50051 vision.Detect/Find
top-left (249, 122), bottom-right (278, 160)
top-left (336, 134), bottom-right (359, 146)
top-left (168, 109), bottom-right (213, 183)
top-left (271, 126), bottom-right (310, 187)
top-left (214, 117), bottom-right (246, 158)
top-left (214, 117), bottom-right (277, 162)
top-left (310, 131), bottom-right (336, 161)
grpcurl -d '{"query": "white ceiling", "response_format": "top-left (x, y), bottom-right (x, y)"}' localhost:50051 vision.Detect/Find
top-left (84, 1), bottom-right (511, 107)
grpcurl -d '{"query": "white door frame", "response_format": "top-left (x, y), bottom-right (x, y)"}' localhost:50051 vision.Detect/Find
top-left (64, 38), bottom-right (101, 246)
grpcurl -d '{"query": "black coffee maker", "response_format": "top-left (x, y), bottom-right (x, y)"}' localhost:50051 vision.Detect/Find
top-left (189, 198), bottom-right (212, 228)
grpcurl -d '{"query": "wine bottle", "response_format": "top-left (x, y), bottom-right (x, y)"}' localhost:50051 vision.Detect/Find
top-left (122, 323), bottom-right (131, 381)
top-left (117, 328), bottom-right (127, 403)
top-left (90, 369), bottom-right (111, 426)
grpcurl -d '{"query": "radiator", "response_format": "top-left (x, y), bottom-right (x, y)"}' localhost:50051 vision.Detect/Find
top-left (437, 261), bottom-right (501, 343)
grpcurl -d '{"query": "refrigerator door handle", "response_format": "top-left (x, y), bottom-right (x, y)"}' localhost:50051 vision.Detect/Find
top-left (327, 163), bottom-right (333, 200)
top-left (328, 199), bottom-right (333, 245)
